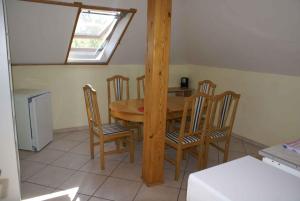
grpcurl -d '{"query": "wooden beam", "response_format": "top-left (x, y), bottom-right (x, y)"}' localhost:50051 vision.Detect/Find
top-left (20, 0), bottom-right (137, 13)
top-left (65, 7), bottom-right (81, 64)
top-left (142, 0), bottom-right (172, 185)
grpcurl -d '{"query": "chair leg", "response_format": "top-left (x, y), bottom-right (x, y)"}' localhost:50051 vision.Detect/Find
top-left (115, 140), bottom-right (121, 152)
top-left (223, 141), bottom-right (230, 163)
top-left (203, 141), bottom-right (210, 169)
top-left (175, 148), bottom-right (182, 181)
top-left (100, 141), bottom-right (105, 170)
top-left (182, 150), bottom-right (187, 160)
top-left (138, 124), bottom-right (143, 141)
top-left (197, 145), bottom-right (203, 170)
top-left (129, 134), bottom-right (135, 163)
top-left (89, 130), bottom-right (94, 159)
top-left (108, 113), bottom-right (111, 124)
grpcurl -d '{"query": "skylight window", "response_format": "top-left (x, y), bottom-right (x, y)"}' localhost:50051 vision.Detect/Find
top-left (66, 8), bottom-right (136, 64)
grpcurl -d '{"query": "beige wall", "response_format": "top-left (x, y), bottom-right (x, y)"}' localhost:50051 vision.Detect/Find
top-left (12, 64), bottom-right (300, 146)
top-left (187, 65), bottom-right (300, 146)
top-left (12, 65), bottom-right (188, 130)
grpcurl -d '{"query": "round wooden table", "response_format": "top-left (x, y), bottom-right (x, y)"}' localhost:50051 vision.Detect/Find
top-left (109, 96), bottom-right (186, 122)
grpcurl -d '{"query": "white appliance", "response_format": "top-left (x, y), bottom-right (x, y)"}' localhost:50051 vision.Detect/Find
top-left (14, 89), bottom-right (53, 151)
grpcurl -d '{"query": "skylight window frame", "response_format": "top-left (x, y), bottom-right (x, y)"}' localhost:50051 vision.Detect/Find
top-left (65, 5), bottom-right (136, 65)
top-left (15, 0), bottom-right (137, 66)
top-left (68, 9), bottom-right (120, 61)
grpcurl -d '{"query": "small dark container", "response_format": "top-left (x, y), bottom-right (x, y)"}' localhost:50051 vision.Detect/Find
top-left (180, 77), bottom-right (189, 88)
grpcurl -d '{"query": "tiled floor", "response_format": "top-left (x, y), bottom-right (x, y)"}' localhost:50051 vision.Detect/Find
top-left (19, 129), bottom-right (263, 201)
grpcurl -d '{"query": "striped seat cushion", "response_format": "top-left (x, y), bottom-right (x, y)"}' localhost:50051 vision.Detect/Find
top-left (166, 131), bottom-right (201, 145)
top-left (93, 123), bottom-right (129, 135)
top-left (206, 130), bottom-right (227, 139)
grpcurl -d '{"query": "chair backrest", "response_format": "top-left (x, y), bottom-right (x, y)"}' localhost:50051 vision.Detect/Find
top-left (83, 84), bottom-right (102, 135)
top-left (107, 75), bottom-right (130, 123)
top-left (136, 75), bottom-right (145, 99)
top-left (208, 91), bottom-right (240, 134)
top-left (197, 80), bottom-right (216, 95)
top-left (107, 75), bottom-right (130, 103)
top-left (177, 93), bottom-right (213, 142)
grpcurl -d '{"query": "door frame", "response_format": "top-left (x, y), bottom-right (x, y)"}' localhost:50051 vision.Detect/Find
top-left (0, 0), bottom-right (21, 200)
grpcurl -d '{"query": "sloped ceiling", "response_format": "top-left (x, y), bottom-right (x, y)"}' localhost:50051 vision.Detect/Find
top-left (6, 0), bottom-right (188, 65)
top-left (6, 0), bottom-right (300, 76)
top-left (6, 0), bottom-right (77, 64)
top-left (186, 0), bottom-right (300, 76)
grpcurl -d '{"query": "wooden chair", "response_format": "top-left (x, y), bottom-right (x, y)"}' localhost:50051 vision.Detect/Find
top-left (107, 75), bottom-right (141, 140)
top-left (165, 92), bottom-right (213, 180)
top-left (83, 84), bottom-right (134, 170)
top-left (107, 75), bottom-right (130, 123)
top-left (203, 91), bottom-right (240, 168)
top-left (136, 75), bottom-right (145, 99)
top-left (197, 80), bottom-right (216, 95)
top-left (170, 80), bottom-right (216, 131)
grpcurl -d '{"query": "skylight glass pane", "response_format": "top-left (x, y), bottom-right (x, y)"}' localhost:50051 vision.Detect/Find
top-left (71, 38), bottom-right (103, 49)
top-left (75, 9), bottom-right (119, 36)
top-left (68, 9), bottom-right (120, 62)
top-left (67, 7), bottom-right (135, 64)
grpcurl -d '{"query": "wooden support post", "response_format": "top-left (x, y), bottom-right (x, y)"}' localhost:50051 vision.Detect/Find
top-left (142, 0), bottom-right (172, 185)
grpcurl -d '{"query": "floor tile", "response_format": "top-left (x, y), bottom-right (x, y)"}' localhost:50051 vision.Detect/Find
top-left (178, 190), bottom-right (187, 201)
top-left (181, 171), bottom-right (190, 190)
top-left (135, 141), bottom-right (143, 151)
top-left (94, 177), bottom-right (141, 201)
top-left (47, 139), bottom-right (81, 152)
top-left (185, 157), bottom-right (200, 172)
top-left (26, 149), bottom-right (65, 164)
top-left (125, 149), bottom-right (143, 165)
top-left (53, 132), bottom-right (70, 141)
top-left (104, 141), bottom-right (117, 151)
top-left (28, 166), bottom-right (75, 188)
top-left (19, 150), bottom-right (35, 160)
top-left (45, 192), bottom-right (90, 201)
top-left (80, 159), bottom-right (120, 175)
top-left (89, 197), bottom-right (110, 201)
top-left (162, 168), bottom-right (184, 189)
top-left (217, 138), bottom-right (246, 153)
top-left (185, 155), bottom-right (219, 172)
top-left (101, 152), bottom-right (128, 162)
top-left (244, 142), bottom-right (262, 157)
top-left (206, 146), bottom-right (220, 162)
top-left (61, 131), bottom-right (88, 142)
top-left (134, 185), bottom-right (179, 201)
top-left (20, 160), bottom-right (47, 181)
top-left (229, 138), bottom-right (246, 153)
top-left (59, 171), bottom-right (107, 196)
top-left (164, 159), bottom-right (187, 171)
top-left (52, 153), bottom-right (90, 170)
top-left (70, 142), bottom-right (98, 156)
top-left (228, 151), bottom-right (247, 161)
top-left (21, 182), bottom-right (54, 200)
top-left (111, 162), bottom-right (142, 181)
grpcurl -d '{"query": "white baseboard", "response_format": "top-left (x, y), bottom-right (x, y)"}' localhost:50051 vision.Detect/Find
top-left (232, 133), bottom-right (267, 149)
top-left (54, 126), bottom-right (88, 134)
top-left (54, 126), bottom-right (266, 149)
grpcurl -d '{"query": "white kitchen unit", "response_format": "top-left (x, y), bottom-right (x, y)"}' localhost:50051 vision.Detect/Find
top-left (14, 89), bottom-right (53, 151)
top-left (187, 156), bottom-right (300, 201)
top-left (259, 145), bottom-right (300, 178)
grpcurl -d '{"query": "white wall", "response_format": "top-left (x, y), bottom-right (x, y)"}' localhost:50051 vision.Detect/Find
top-left (12, 64), bottom-right (300, 146)
top-left (0, 0), bottom-right (21, 200)
top-left (12, 65), bottom-right (189, 130)
top-left (8, 0), bottom-right (300, 147)
top-left (187, 65), bottom-right (300, 146)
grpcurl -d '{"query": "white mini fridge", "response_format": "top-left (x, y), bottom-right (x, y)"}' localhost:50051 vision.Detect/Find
top-left (14, 89), bottom-right (53, 151)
